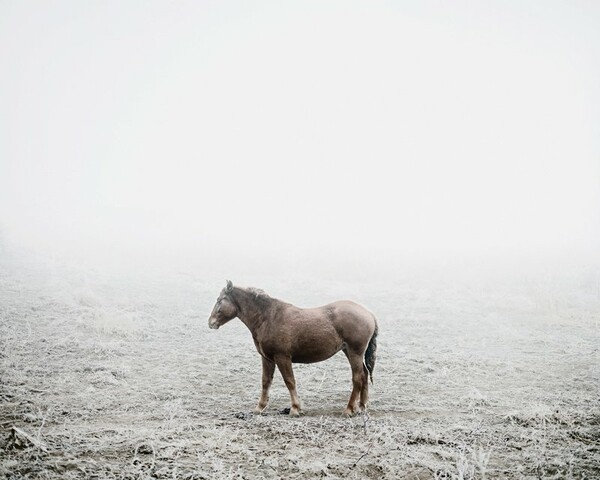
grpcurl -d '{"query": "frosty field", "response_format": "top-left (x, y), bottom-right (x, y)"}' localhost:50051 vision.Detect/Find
top-left (1, 253), bottom-right (599, 479)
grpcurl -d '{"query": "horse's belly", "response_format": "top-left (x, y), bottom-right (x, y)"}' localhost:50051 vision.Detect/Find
top-left (291, 351), bottom-right (338, 363)
top-left (291, 350), bottom-right (337, 364)
top-left (290, 332), bottom-right (342, 364)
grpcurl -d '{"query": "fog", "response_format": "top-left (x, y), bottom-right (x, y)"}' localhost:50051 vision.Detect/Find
top-left (1, 1), bottom-right (599, 279)
top-left (3, 5), bottom-right (600, 476)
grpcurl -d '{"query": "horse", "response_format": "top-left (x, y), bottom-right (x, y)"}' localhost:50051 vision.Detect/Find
top-left (208, 281), bottom-right (378, 416)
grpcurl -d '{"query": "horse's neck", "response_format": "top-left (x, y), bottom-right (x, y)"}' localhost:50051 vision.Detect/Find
top-left (232, 288), bottom-right (266, 332)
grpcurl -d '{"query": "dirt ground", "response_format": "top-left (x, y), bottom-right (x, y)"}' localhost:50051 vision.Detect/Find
top-left (1, 253), bottom-right (599, 479)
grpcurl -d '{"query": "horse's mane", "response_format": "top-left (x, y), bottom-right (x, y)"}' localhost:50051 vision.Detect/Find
top-left (238, 286), bottom-right (285, 309)
top-left (247, 287), bottom-right (268, 299)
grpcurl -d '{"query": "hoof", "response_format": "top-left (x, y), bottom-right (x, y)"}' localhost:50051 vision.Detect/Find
top-left (254, 406), bottom-right (267, 415)
top-left (343, 407), bottom-right (361, 417)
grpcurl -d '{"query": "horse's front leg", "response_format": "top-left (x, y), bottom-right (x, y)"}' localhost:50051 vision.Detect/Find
top-left (275, 356), bottom-right (302, 416)
top-left (255, 357), bottom-right (275, 414)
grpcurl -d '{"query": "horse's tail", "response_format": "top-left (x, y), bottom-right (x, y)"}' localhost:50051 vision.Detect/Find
top-left (364, 321), bottom-right (378, 384)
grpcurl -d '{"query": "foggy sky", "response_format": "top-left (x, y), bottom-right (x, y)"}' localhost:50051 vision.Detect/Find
top-left (1, 1), bottom-right (599, 267)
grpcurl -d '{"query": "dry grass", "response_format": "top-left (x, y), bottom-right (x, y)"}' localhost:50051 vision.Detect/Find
top-left (1, 255), bottom-right (599, 479)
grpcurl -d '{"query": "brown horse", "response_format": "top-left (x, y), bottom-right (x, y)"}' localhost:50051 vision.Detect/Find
top-left (208, 281), bottom-right (378, 416)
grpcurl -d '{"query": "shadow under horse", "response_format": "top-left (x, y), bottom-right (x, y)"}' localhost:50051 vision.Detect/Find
top-left (208, 281), bottom-right (379, 416)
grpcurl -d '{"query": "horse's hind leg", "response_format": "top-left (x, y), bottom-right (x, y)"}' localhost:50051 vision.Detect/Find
top-left (275, 356), bottom-right (302, 416)
top-left (359, 363), bottom-right (369, 410)
top-left (255, 357), bottom-right (275, 414)
top-left (343, 349), bottom-right (368, 416)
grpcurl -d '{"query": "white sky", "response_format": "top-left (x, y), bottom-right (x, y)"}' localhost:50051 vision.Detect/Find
top-left (1, 1), bottom-right (599, 264)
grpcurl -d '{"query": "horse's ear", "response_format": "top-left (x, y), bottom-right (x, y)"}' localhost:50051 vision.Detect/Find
top-left (226, 280), bottom-right (233, 292)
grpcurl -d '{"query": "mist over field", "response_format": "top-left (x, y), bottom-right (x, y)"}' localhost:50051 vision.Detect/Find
top-left (2, 0), bottom-right (600, 267)
top-left (1, 1), bottom-right (600, 478)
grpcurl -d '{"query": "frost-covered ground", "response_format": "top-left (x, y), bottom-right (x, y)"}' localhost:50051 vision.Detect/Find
top-left (1, 251), bottom-right (599, 479)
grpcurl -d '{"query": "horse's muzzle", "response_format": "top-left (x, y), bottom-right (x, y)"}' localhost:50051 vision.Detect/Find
top-left (208, 317), bottom-right (220, 329)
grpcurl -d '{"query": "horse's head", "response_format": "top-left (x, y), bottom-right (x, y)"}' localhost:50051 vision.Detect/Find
top-left (208, 280), bottom-right (238, 329)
